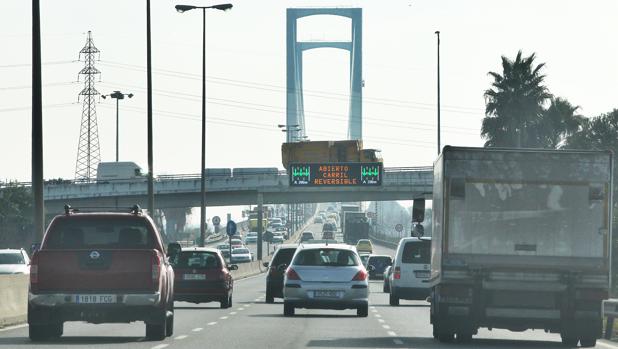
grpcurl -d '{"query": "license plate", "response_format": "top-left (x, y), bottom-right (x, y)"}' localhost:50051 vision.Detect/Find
top-left (414, 270), bottom-right (430, 279)
top-left (314, 290), bottom-right (341, 298)
top-left (183, 274), bottom-right (206, 280)
top-left (75, 294), bottom-right (116, 304)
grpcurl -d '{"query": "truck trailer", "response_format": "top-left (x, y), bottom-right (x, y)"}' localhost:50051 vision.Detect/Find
top-left (343, 212), bottom-right (371, 245)
top-left (429, 146), bottom-right (612, 347)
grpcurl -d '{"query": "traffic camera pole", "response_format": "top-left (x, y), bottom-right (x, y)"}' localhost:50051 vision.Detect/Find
top-left (257, 193), bottom-right (263, 260)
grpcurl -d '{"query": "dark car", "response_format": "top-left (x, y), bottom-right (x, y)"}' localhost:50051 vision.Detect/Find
top-left (171, 247), bottom-right (237, 308)
top-left (367, 255), bottom-right (392, 280)
top-left (28, 207), bottom-right (174, 341)
top-left (264, 244), bottom-right (298, 303)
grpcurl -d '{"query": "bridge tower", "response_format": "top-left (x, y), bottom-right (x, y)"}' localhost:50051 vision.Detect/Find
top-left (286, 8), bottom-right (363, 142)
top-left (74, 31), bottom-right (102, 181)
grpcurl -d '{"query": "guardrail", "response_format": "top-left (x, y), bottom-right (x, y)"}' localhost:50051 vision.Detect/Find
top-left (604, 299), bottom-right (618, 339)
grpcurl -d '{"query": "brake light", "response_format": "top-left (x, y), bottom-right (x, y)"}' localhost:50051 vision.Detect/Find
top-left (352, 269), bottom-right (368, 281)
top-left (394, 266), bottom-right (401, 280)
top-left (30, 253), bottom-right (39, 286)
top-left (286, 268), bottom-right (301, 280)
top-left (151, 252), bottom-right (161, 288)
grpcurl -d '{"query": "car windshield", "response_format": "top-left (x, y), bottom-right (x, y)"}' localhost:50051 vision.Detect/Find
top-left (0, 253), bottom-right (25, 265)
top-left (171, 251), bottom-right (220, 270)
top-left (294, 249), bottom-right (358, 267)
top-left (45, 217), bottom-right (155, 249)
top-left (272, 248), bottom-right (296, 265)
top-left (233, 248), bottom-right (250, 254)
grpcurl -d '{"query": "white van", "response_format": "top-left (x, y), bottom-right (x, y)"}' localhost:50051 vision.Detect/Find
top-left (388, 237), bottom-right (431, 305)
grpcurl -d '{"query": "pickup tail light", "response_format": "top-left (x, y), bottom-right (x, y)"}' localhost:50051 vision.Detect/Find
top-left (30, 253), bottom-right (39, 286)
top-left (352, 269), bottom-right (368, 281)
top-left (286, 268), bottom-right (301, 280)
top-left (152, 252), bottom-right (161, 288)
top-left (393, 266), bottom-right (401, 280)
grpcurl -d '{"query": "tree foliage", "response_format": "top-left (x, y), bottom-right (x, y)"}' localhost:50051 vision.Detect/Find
top-left (0, 183), bottom-right (33, 248)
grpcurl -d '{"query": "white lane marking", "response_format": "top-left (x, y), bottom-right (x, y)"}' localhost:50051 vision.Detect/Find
top-left (238, 307), bottom-right (245, 311)
top-left (230, 312), bottom-right (237, 315)
top-left (0, 324), bottom-right (28, 332)
top-left (598, 341), bottom-right (618, 349)
top-left (151, 344), bottom-right (169, 349)
top-left (174, 335), bottom-right (188, 340)
top-left (387, 331), bottom-right (397, 337)
top-left (370, 306), bottom-right (376, 309)
top-left (382, 325), bottom-right (391, 330)
top-left (220, 316), bottom-right (228, 320)
top-left (375, 314), bottom-right (382, 318)
top-left (245, 304), bottom-right (252, 307)
top-left (192, 327), bottom-right (203, 332)
top-left (378, 319), bottom-right (385, 323)
top-left (371, 309), bottom-right (378, 313)
top-left (208, 322), bottom-right (217, 326)
top-left (393, 339), bottom-right (404, 345)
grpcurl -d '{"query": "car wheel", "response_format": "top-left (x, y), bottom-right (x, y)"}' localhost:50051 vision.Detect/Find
top-left (560, 333), bottom-right (578, 347)
top-left (283, 302), bottom-right (295, 316)
top-left (389, 291), bottom-right (399, 306)
top-left (220, 295), bottom-right (230, 309)
top-left (29, 323), bottom-right (59, 341)
top-left (265, 288), bottom-right (274, 304)
top-left (146, 317), bottom-right (166, 341)
top-left (579, 338), bottom-right (596, 348)
top-left (357, 304), bottom-right (369, 317)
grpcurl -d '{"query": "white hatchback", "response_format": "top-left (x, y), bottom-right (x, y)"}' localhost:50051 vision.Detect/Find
top-left (283, 243), bottom-right (369, 317)
top-left (0, 248), bottom-right (30, 274)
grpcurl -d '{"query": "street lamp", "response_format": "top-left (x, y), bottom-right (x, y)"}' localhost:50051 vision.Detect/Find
top-left (176, 3), bottom-right (232, 247)
top-left (102, 91), bottom-right (133, 162)
top-left (435, 30), bottom-right (441, 155)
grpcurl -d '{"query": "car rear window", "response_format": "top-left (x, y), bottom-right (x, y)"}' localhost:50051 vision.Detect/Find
top-left (0, 253), bottom-right (25, 264)
top-left (401, 241), bottom-right (431, 264)
top-left (368, 256), bottom-right (392, 268)
top-left (172, 251), bottom-right (220, 270)
top-left (45, 217), bottom-right (155, 249)
top-left (272, 248), bottom-right (296, 265)
top-left (233, 248), bottom-right (249, 254)
top-left (294, 249), bottom-right (358, 267)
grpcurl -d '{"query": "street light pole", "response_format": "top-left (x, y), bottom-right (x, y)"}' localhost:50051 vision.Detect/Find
top-left (32, 0), bottom-right (44, 243)
top-left (146, 0), bottom-right (155, 217)
top-left (435, 30), bottom-right (441, 155)
top-left (102, 91), bottom-right (133, 162)
top-left (176, 3), bottom-right (232, 247)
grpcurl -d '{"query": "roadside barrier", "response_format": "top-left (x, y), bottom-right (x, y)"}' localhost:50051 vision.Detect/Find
top-left (0, 274), bottom-right (28, 327)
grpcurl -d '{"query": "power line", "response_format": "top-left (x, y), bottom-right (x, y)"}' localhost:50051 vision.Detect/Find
top-left (98, 81), bottom-right (480, 135)
top-left (0, 60), bottom-right (75, 69)
top-left (98, 60), bottom-right (484, 114)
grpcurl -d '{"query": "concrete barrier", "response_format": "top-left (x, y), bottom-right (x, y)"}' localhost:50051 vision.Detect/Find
top-left (231, 255), bottom-right (271, 280)
top-left (0, 274), bottom-right (28, 327)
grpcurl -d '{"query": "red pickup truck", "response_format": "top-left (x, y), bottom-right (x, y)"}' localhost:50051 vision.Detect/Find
top-left (28, 207), bottom-right (174, 341)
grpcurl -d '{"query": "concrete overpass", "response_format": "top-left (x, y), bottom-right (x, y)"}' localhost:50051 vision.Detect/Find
top-left (41, 167), bottom-right (433, 213)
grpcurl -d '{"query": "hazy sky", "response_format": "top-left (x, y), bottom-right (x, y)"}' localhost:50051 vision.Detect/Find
top-left (1, 0), bottom-right (617, 182)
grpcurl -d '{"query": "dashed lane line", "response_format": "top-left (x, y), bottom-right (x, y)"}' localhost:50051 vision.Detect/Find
top-left (598, 341), bottom-right (618, 349)
top-left (207, 322), bottom-right (217, 326)
top-left (174, 335), bottom-right (188, 340)
top-left (150, 344), bottom-right (169, 349)
top-left (377, 319), bottom-right (385, 323)
top-left (192, 327), bottom-right (203, 332)
top-left (230, 312), bottom-right (237, 315)
top-left (387, 331), bottom-right (397, 337)
top-left (375, 314), bottom-right (381, 318)
top-left (382, 325), bottom-right (391, 330)
top-left (220, 316), bottom-right (229, 320)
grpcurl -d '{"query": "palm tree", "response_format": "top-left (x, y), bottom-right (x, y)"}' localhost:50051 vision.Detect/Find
top-left (538, 97), bottom-right (584, 149)
top-left (482, 51), bottom-right (552, 147)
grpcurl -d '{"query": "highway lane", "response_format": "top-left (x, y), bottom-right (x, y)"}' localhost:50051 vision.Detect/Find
top-left (2, 231), bottom-right (617, 348)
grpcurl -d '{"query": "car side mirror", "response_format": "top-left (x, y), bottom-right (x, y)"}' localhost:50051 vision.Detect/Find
top-left (229, 264), bottom-right (239, 271)
top-left (277, 264), bottom-right (287, 272)
top-left (167, 242), bottom-right (182, 257)
top-left (30, 243), bottom-right (41, 255)
top-left (262, 262), bottom-right (269, 268)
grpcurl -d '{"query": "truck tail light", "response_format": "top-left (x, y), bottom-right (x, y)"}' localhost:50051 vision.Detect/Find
top-left (286, 268), bottom-right (301, 280)
top-left (352, 269), bottom-right (368, 281)
top-left (393, 266), bottom-right (401, 280)
top-left (151, 252), bottom-right (161, 288)
top-left (30, 253), bottom-right (39, 286)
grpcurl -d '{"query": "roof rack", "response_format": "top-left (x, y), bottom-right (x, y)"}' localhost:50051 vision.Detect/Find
top-left (63, 204), bottom-right (143, 215)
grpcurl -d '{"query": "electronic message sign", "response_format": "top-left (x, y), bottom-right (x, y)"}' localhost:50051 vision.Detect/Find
top-left (289, 163), bottom-right (382, 187)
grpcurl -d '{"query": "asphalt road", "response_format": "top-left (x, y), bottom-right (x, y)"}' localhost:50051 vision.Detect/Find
top-left (3, 224), bottom-right (616, 348)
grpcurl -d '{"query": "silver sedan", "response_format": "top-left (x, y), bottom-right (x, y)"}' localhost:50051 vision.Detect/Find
top-left (283, 243), bottom-right (369, 317)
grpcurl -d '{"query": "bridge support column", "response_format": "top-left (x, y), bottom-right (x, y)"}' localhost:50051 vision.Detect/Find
top-left (257, 193), bottom-right (263, 261)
